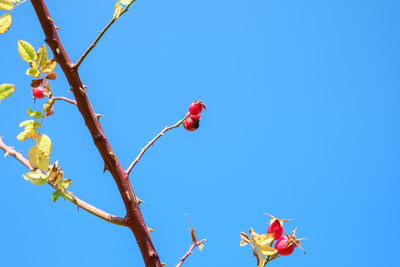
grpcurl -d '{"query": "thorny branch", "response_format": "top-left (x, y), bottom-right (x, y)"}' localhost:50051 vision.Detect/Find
top-left (52, 96), bottom-right (77, 105)
top-left (0, 137), bottom-right (125, 226)
top-left (30, 0), bottom-right (161, 266)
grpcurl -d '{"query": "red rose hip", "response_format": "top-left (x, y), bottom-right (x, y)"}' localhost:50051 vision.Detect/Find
top-left (267, 220), bottom-right (283, 240)
top-left (188, 100), bottom-right (206, 115)
top-left (32, 86), bottom-right (46, 99)
top-left (183, 114), bottom-right (200, 131)
top-left (274, 236), bottom-right (295, 256)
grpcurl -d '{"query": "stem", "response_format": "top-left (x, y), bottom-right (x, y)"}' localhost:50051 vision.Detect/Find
top-left (75, 1), bottom-right (135, 69)
top-left (126, 114), bottom-right (189, 175)
top-left (52, 96), bottom-right (77, 105)
top-left (176, 239), bottom-right (206, 267)
top-left (30, 1), bottom-right (160, 266)
top-left (0, 137), bottom-right (125, 226)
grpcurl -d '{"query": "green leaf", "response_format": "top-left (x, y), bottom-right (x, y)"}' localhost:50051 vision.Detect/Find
top-left (0, 0), bottom-right (13, 11)
top-left (22, 171), bottom-right (48, 186)
top-left (26, 108), bottom-right (42, 119)
top-left (41, 59), bottom-right (56, 73)
top-left (0, 13), bottom-right (12, 34)
top-left (18, 40), bottom-right (36, 63)
top-left (0, 83), bottom-right (15, 100)
top-left (26, 67), bottom-right (40, 78)
top-left (52, 191), bottom-right (60, 203)
top-left (36, 45), bottom-right (47, 67)
top-left (28, 145), bottom-right (50, 172)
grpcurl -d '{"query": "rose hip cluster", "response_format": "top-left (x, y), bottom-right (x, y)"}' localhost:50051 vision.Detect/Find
top-left (240, 214), bottom-right (305, 266)
top-left (183, 100), bottom-right (206, 131)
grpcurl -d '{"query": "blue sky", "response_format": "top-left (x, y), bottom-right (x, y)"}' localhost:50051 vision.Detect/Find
top-left (1, 0), bottom-right (399, 266)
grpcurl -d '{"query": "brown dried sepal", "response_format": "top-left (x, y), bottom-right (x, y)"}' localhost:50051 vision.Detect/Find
top-left (31, 79), bottom-right (44, 87)
top-left (45, 72), bottom-right (57, 80)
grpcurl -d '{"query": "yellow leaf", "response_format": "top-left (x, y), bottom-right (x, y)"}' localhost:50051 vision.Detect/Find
top-left (0, 13), bottom-right (12, 33)
top-left (198, 243), bottom-right (204, 251)
top-left (36, 45), bottom-right (48, 67)
top-left (17, 129), bottom-right (37, 141)
top-left (0, 0), bottom-right (13, 11)
top-left (26, 67), bottom-right (40, 78)
top-left (22, 171), bottom-right (48, 186)
top-left (253, 234), bottom-right (274, 248)
top-left (258, 245), bottom-right (277, 256)
top-left (0, 13), bottom-right (12, 34)
top-left (36, 134), bottom-right (52, 155)
top-left (113, 2), bottom-right (123, 19)
top-left (18, 40), bottom-right (36, 63)
top-left (0, 83), bottom-right (15, 100)
top-left (28, 145), bottom-right (49, 171)
top-left (41, 59), bottom-right (56, 73)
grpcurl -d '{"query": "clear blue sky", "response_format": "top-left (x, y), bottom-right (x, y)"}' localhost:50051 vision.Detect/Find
top-left (1, 0), bottom-right (399, 266)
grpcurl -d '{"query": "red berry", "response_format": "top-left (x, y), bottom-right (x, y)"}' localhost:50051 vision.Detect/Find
top-left (32, 86), bottom-right (46, 99)
top-left (267, 220), bottom-right (283, 240)
top-left (188, 100), bottom-right (206, 115)
top-left (274, 236), bottom-right (295, 256)
top-left (183, 114), bottom-right (200, 131)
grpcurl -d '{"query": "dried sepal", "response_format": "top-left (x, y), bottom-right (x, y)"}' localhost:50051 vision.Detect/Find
top-left (240, 232), bottom-right (251, 246)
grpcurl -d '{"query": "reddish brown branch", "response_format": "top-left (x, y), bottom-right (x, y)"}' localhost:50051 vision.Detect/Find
top-left (29, 1), bottom-right (161, 266)
top-left (126, 114), bottom-right (189, 175)
top-left (176, 239), bottom-right (206, 267)
top-left (0, 137), bottom-right (125, 226)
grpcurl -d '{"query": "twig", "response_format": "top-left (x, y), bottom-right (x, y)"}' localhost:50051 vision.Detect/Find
top-left (75, 1), bottom-right (135, 69)
top-left (176, 239), bottom-right (206, 267)
top-left (0, 137), bottom-right (125, 226)
top-left (52, 96), bottom-right (77, 105)
top-left (126, 114), bottom-right (189, 175)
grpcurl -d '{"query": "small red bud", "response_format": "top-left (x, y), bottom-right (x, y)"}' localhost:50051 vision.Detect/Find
top-left (188, 100), bottom-right (206, 115)
top-left (32, 86), bottom-right (46, 99)
top-left (274, 236), bottom-right (295, 256)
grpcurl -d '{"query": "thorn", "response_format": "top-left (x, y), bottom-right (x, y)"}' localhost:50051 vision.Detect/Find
top-left (47, 16), bottom-right (54, 23)
top-left (161, 263), bottom-right (167, 266)
top-left (55, 25), bottom-right (62, 31)
top-left (135, 196), bottom-right (145, 205)
top-left (68, 87), bottom-right (73, 92)
top-left (4, 151), bottom-right (10, 158)
top-left (95, 113), bottom-right (104, 121)
top-left (125, 191), bottom-right (132, 202)
top-left (79, 86), bottom-right (86, 96)
top-left (83, 85), bottom-right (89, 90)
top-left (56, 48), bottom-right (61, 55)
top-left (103, 161), bottom-right (109, 173)
top-left (147, 227), bottom-right (155, 233)
top-left (109, 152), bottom-right (117, 164)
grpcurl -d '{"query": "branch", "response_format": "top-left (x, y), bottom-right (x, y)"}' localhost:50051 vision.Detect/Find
top-left (176, 239), bottom-right (206, 267)
top-left (30, 1), bottom-right (160, 266)
top-left (52, 96), bottom-right (77, 105)
top-left (126, 114), bottom-right (189, 175)
top-left (75, 1), bottom-right (135, 69)
top-left (0, 137), bottom-right (125, 226)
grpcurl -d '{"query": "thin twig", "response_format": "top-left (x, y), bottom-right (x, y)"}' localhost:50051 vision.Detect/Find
top-left (0, 137), bottom-right (125, 226)
top-left (52, 96), bottom-right (77, 105)
top-left (75, 1), bottom-right (135, 69)
top-left (126, 114), bottom-right (189, 175)
top-left (176, 239), bottom-right (206, 267)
